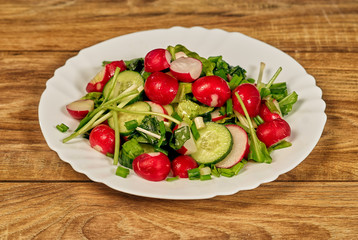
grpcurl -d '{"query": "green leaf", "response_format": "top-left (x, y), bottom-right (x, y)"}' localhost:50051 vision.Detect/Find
top-left (279, 91), bottom-right (298, 116)
top-left (169, 126), bottom-right (191, 150)
top-left (119, 139), bottom-right (144, 168)
top-left (234, 92), bottom-right (272, 163)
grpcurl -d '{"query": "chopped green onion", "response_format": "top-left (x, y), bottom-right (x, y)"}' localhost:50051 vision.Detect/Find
top-left (220, 168), bottom-right (235, 178)
top-left (188, 168), bottom-right (200, 180)
top-left (230, 160), bottom-right (247, 175)
top-left (115, 166), bottom-right (130, 178)
top-left (253, 115), bottom-right (264, 125)
top-left (157, 121), bottom-right (166, 147)
top-left (190, 121), bottom-right (200, 140)
top-left (219, 106), bottom-right (226, 116)
top-left (112, 110), bottom-right (120, 165)
top-left (124, 120), bottom-right (139, 131)
top-left (200, 174), bottom-right (212, 181)
top-left (226, 98), bottom-right (233, 115)
top-left (200, 166), bottom-right (211, 176)
top-left (228, 74), bottom-right (242, 90)
top-left (194, 117), bottom-right (205, 129)
top-left (56, 123), bottom-right (69, 133)
top-left (166, 176), bottom-right (179, 182)
top-left (210, 165), bottom-right (220, 177)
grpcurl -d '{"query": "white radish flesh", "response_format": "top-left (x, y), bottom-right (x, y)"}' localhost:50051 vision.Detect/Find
top-left (215, 125), bottom-right (249, 168)
top-left (170, 57), bottom-right (202, 82)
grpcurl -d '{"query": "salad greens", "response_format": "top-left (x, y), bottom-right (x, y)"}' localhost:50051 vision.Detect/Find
top-left (61, 44), bottom-right (298, 181)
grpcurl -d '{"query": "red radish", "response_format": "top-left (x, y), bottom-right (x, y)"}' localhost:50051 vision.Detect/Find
top-left (144, 72), bottom-right (179, 105)
top-left (172, 155), bottom-right (198, 178)
top-left (256, 118), bottom-right (291, 147)
top-left (232, 83), bottom-right (261, 117)
top-left (215, 125), bottom-right (249, 168)
top-left (170, 57), bottom-right (202, 82)
top-left (259, 101), bottom-right (282, 122)
top-left (145, 101), bottom-right (168, 122)
top-left (173, 123), bottom-right (197, 155)
top-left (132, 152), bottom-right (171, 181)
top-left (66, 99), bottom-right (94, 120)
top-left (210, 109), bottom-right (227, 122)
top-left (86, 61), bottom-right (126, 93)
top-left (89, 124), bottom-right (115, 155)
top-left (144, 48), bottom-right (171, 72)
top-left (192, 76), bottom-right (231, 107)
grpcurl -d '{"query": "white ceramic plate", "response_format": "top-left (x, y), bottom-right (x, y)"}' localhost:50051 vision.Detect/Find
top-left (39, 26), bottom-right (326, 200)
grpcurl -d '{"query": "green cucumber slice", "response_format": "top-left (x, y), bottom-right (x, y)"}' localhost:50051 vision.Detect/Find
top-left (108, 101), bottom-right (151, 135)
top-left (191, 122), bottom-right (233, 164)
top-left (103, 70), bottom-right (144, 100)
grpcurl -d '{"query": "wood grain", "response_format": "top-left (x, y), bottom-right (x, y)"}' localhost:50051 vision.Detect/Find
top-left (0, 182), bottom-right (357, 239)
top-left (0, 0), bottom-right (357, 239)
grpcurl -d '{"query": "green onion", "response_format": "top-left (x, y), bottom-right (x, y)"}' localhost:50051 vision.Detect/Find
top-left (228, 74), bottom-right (242, 90)
top-left (190, 121), bottom-right (200, 140)
top-left (154, 146), bottom-right (168, 155)
top-left (230, 160), bottom-right (247, 175)
top-left (157, 121), bottom-right (166, 147)
top-left (220, 168), bottom-right (235, 178)
top-left (219, 106), bottom-right (226, 116)
top-left (200, 174), bottom-right (212, 181)
top-left (124, 119), bottom-right (139, 131)
top-left (56, 123), bottom-right (69, 133)
top-left (188, 168), bottom-right (200, 180)
top-left (115, 166), bottom-right (130, 178)
top-left (210, 165), bottom-right (220, 177)
top-left (226, 98), bottom-right (233, 115)
top-left (166, 176), bottom-right (179, 182)
top-left (112, 110), bottom-right (120, 165)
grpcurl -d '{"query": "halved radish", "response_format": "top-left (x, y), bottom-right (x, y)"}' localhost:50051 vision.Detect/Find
top-left (86, 61), bottom-right (126, 93)
top-left (173, 122), bottom-right (197, 155)
top-left (144, 48), bottom-right (171, 72)
top-left (145, 101), bottom-right (168, 122)
top-left (215, 124), bottom-right (249, 168)
top-left (66, 99), bottom-right (94, 120)
top-left (210, 109), bottom-right (227, 122)
top-left (170, 57), bottom-right (202, 82)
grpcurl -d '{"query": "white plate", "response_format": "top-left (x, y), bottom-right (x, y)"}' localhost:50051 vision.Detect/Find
top-left (39, 26), bottom-right (326, 200)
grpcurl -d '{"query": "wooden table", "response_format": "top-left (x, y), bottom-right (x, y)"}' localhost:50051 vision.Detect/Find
top-left (1, 0), bottom-right (357, 239)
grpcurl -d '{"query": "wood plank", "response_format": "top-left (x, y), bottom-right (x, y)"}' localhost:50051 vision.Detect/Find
top-left (0, 50), bottom-right (357, 181)
top-left (0, 182), bottom-right (357, 239)
top-left (0, 0), bottom-right (356, 52)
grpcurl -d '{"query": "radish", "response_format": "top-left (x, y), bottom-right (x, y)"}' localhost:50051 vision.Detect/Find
top-left (144, 48), bottom-right (171, 72)
top-left (256, 118), bottom-right (291, 147)
top-left (175, 51), bottom-right (188, 59)
top-left (145, 101), bottom-right (168, 122)
top-left (215, 125), bottom-right (249, 168)
top-left (171, 155), bottom-right (198, 178)
top-left (66, 99), bottom-right (94, 120)
top-left (192, 76), bottom-right (231, 107)
top-left (89, 124), bottom-right (116, 155)
top-left (86, 61), bottom-right (126, 93)
top-left (170, 57), bottom-right (202, 82)
top-left (132, 152), bottom-right (171, 181)
top-left (259, 101), bottom-right (282, 122)
top-left (144, 71), bottom-right (179, 105)
top-left (173, 122), bottom-right (197, 155)
top-left (210, 109), bottom-right (227, 122)
top-left (232, 83), bottom-right (261, 117)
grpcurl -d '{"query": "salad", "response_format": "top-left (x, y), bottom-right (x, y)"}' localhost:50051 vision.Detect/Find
top-left (59, 44), bottom-right (298, 182)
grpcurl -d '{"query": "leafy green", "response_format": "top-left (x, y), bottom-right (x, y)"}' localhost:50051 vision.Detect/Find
top-left (169, 125), bottom-right (191, 150)
top-left (130, 116), bottom-right (164, 145)
top-left (279, 91), bottom-right (298, 116)
top-left (176, 100), bottom-right (214, 125)
top-left (81, 92), bottom-right (103, 108)
top-left (119, 139), bottom-right (144, 168)
top-left (234, 92), bottom-right (272, 163)
top-left (124, 58), bottom-right (144, 72)
top-left (172, 82), bottom-right (192, 103)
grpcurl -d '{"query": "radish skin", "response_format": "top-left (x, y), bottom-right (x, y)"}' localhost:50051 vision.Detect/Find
top-left (215, 125), bottom-right (249, 168)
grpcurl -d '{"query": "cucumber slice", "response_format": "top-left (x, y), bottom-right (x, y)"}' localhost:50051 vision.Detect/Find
top-left (103, 70), bottom-right (144, 99)
top-left (108, 101), bottom-right (151, 135)
top-left (191, 122), bottom-right (233, 164)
